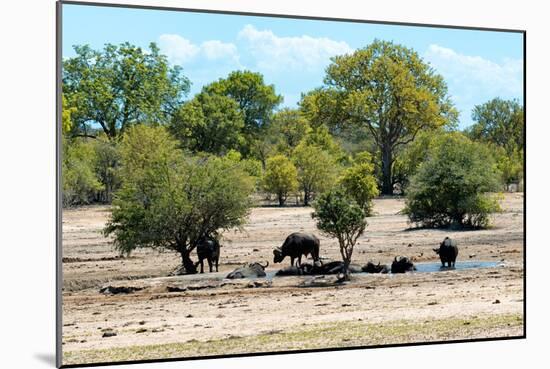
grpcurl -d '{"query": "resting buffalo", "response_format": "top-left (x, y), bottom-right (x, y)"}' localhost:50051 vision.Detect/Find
top-left (362, 261), bottom-right (390, 274)
top-left (226, 262), bottom-right (269, 279)
top-left (311, 261), bottom-right (362, 274)
top-left (433, 237), bottom-right (459, 267)
top-left (391, 256), bottom-right (416, 273)
top-left (275, 265), bottom-right (307, 276)
top-left (273, 232), bottom-right (320, 266)
top-left (195, 237), bottom-right (220, 273)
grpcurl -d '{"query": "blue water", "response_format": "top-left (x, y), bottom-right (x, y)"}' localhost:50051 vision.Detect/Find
top-left (264, 261), bottom-right (501, 279)
top-left (413, 261), bottom-right (501, 273)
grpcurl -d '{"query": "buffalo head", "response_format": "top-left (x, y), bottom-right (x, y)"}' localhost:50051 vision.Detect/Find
top-left (273, 247), bottom-right (284, 263)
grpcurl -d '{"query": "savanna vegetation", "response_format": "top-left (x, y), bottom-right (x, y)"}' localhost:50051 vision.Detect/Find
top-left (62, 40), bottom-right (524, 270)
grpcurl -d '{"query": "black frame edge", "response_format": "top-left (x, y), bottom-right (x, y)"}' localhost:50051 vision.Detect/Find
top-left (56, 1), bottom-right (64, 367)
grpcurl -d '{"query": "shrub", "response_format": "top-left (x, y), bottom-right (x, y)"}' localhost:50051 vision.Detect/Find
top-left (312, 188), bottom-right (367, 279)
top-left (404, 133), bottom-right (501, 228)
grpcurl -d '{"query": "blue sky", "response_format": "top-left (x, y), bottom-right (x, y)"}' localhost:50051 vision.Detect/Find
top-left (62, 4), bottom-right (524, 128)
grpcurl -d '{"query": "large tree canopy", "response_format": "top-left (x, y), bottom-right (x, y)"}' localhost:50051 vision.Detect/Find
top-left (302, 40), bottom-right (457, 194)
top-left (63, 42), bottom-right (190, 139)
top-left (170, 92), bottom-right (245, 155)
top-left (203, 70), bottom-right (282, 159)
top-left (467, 98), bottom-right (524, 155)
top-left (204, 70), bottom-right (282, 135)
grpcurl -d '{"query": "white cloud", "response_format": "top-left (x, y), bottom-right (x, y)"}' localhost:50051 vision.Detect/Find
top-left (158, 34), bottom-right (200, 64)
top-left (238, 24), bottom-right (353, 71)
top-left (424, 44), bottom-right (523, 97)
top-left (158, 34), bottom-right (239, 65)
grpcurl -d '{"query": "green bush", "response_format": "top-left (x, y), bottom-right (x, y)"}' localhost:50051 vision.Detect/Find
top-left (312, 188), bottom-right (366, 279)
top-left (404, 133), bottom-right (501, 228)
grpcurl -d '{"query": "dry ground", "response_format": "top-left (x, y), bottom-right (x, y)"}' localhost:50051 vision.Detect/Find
top-left (61, 193), bottom-right (524, 365)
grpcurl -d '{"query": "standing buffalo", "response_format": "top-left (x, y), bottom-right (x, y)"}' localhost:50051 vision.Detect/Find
top-left (226, 262), bottom-right (269, 279)
top-left (391, 256), bottom-right (416, 273)
top-left (433, 237), bottom-right (459, 267)
top-left (273, 232), bottom-right (320, 266)
top-left (195, 237), bottom-right (220, 273)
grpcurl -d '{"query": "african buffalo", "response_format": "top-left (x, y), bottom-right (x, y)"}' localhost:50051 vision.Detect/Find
top-left (433, 237), bottom-right (459, 267)
top-left (275, 265), bottom-right (306, 276)
top-left (391, 256), bottom-right (416, 273)
top-left (273, 232), bottom-right (320, 266)
top-left (195, 237), bottom-right (220, 273)
top-left (362, 261), bottom-right (390, 274)
top-left (311, 261), bottom-right (362, 274)
top-left (226, 261), bottom-right (269, 279)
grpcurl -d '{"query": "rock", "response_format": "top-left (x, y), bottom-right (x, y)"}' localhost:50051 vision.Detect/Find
top-left (300, 276), bottom-right (338, 288)
top-left (185, 314), bottom-right (193, 318)
top-left (469, 254), bottom-right (477, 259)
top-left (187, 283), bottom-right (218, 290)
top-left (493, 299), bottom-right (501, 304)
top-left (252, 248), bottom-right (260, 252)
top-left (138, 321), bottom-right (146, 325)
top-left (247, 280), bottom-right (272, 288)
top-left (102, 331), bottom-right (117, 338)
top-left (136, 328), bottom-right (147, 333)
top-left (166, 286), bottom-right (187, 293)
top-left (99, 286), bottom-right (143, 295)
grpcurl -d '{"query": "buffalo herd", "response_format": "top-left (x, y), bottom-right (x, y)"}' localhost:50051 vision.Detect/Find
top-left (188, 232), bottom-right (460, 278)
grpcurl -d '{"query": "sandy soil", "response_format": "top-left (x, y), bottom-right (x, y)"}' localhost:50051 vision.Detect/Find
top-left (61, 193), bottom-right (524, 365)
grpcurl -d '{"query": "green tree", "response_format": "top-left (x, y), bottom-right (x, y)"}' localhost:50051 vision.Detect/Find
top-left (269, 109), bottom-right (312, 154)
top-left (404, 133), bottom-right (501, 229)
top-left (303, 125), bottom-right (349, 164)
top-left (312, 188), bottom-right (367, 280)
top-left (339, 152), bottom-right (379, 215)
top-left (62, 137), bottom-right (101, 206)
top-left (490, 144), bottom-right (524, 189)
top-left (468, 98), bottom-right (524, 155)
top-left (303, 40), bottom-right (457, 194)
top-left (392, 130), bottom-right (440, 192)
top-left (63, 42), bottom-right (189, 139)
top-left (467, 98), bottom-right (524, 190)
top-left (104, 125), bottom-right (254, 273)
top-left (292, 142), bottom-right (338, 206)
top-left (170, 92), bottom-right (245, 155)
top-left (204, 70), bottom-right (283, 158)
top-left (61, 94), bottom-right (76, 134)
top-left (92, 136), bottom-right (121, 203)
top-left (204, 70), bottom-right (282, 136)
top-left (262, 155), bottom-right (299, 206)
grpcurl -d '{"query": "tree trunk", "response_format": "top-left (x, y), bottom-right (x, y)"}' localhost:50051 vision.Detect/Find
top-left (278, 193), bottom-right (286, 206)
top-left (179, 249), bottom-right (197, 274)
top-left (381, 144), bottom-right (393, 195)
top-left (303, 190), bottom-right (310, 206)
